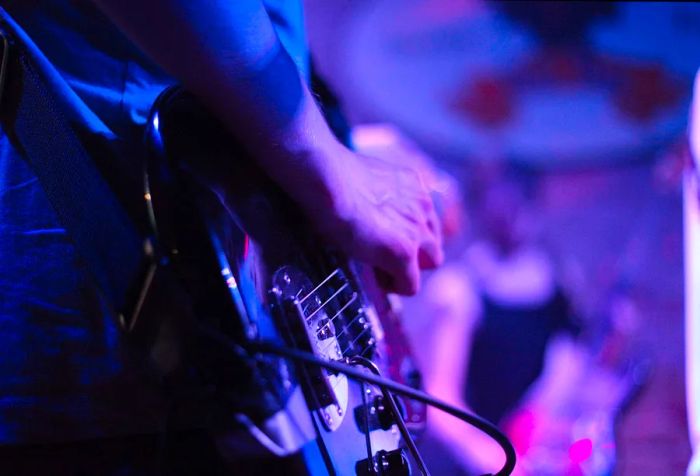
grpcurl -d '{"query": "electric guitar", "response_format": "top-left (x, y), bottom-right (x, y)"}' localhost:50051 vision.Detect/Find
top-left (142, 86), bottom-right (427, 475)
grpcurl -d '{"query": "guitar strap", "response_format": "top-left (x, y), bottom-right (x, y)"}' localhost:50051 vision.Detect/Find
top-left (0, 7), bottom-right (155, 329)
top-left (0, 9), bottom-right (313, 440)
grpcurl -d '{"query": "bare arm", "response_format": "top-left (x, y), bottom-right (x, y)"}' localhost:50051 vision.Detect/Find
top-left (91, 0), bottom-right (442, 293)
top-left (91, 0), bottom-right (338, 209)
top-left (420, 266), bottom-right (509, 474)
top-left (686, 69), bottom-right (700, 476)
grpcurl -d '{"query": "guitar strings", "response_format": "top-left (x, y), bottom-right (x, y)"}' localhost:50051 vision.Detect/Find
top-left (311, 284), bottom-right (371, 351)
top-left (326, 326), bottom-right (374, 394)
top-left (314, 292), bottom-right (358, 337)
top-left (304, 281), bottom-right (350, 322)
top-left (301, 269), bottom-right (363, 335)
top-left (297, 268), bottom-right (341, 305)
top-left (319, 315), bottom-right (373, 360)
top-left (317, 305), bottom-right (365, 355)
top-left (299, 268), bottom-right (359, 334)
top-left (300, 268), bottom-right (375, 359)
top-left (342, 325), bottom-right (372, 355)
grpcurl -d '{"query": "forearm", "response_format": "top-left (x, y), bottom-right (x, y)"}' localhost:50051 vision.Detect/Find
top-left (91, 0), bottom-right (443, 295)
top-left (92, 0), bottom-right (342, 209)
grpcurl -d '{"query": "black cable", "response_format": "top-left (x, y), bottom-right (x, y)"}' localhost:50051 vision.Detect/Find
top-left (234, 340), bottom-right (517, 476)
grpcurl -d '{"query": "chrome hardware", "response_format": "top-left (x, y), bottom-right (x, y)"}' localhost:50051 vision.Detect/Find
top-left (349, 356), bottom-right (430, 476)
top-left (323, 411), bottom-right (334, 426)
top-left (355, 449), bottom-right (411, 476)
top-left (317, 318), bottom-right (335, 340)
top-left (271, 265), bottom-right (351, 432)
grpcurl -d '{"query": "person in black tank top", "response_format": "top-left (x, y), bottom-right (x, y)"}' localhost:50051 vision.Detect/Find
top-left (414, 163), bottom-right (579, 475)
top-left (462, 164), bottom-right (579, 426)
top-left (467, 287), bottom-right (576, 425)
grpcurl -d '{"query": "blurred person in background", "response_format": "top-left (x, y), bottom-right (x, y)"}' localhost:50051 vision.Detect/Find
top-left (414, 163), bottom-right (581, 475)
top-left (410, 160), bottom-right (647, 475)
top-left (459, 165), bottom-right (579, 426)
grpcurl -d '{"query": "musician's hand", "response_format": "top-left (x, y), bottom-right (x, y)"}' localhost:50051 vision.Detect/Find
top-left (352, 123), bottom-right (466, 241)
top-left (308, 145), bottom-right (443, 295)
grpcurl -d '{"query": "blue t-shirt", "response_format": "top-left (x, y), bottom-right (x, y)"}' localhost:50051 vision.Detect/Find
top-left (0, 0), bottom-right (309, 444)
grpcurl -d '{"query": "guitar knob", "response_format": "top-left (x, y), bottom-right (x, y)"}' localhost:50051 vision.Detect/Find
top-left (355, 449), bottom-right (410, 476)
top-left (354, 395), bottom-right (403, 433)
top-left (373, 395), bottom-right (395, 431)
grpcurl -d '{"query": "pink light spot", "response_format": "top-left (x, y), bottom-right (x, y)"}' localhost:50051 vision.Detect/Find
top-left (504, 409), bottom-right (536, 455)
top-left (243, 234), bottom-right (250, 260)
top-left (569, 438), bottom-right (593, 464)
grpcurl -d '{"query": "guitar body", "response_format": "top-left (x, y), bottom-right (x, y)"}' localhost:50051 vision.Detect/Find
top-left (143, 87), bottom-right (424, 475)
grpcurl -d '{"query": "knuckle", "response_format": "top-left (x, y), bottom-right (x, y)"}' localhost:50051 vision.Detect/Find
top-left (399, 165), bottom-right (423, 188)
top-left (418, 194), bottom-right (432, 213)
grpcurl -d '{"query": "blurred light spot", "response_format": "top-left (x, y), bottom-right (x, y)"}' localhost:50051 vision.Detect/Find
top-left (569, 438), bottom-right (593, 464)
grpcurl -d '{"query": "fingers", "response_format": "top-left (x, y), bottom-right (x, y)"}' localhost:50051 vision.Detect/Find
top-left (374, 217), bottom-right (441, 295)
top-left (322, 150), bottom-right (445, 296)
top-left (372, 238), bottom-right (421, 295)
top-left (386, 257), bottom-right (421, 296)
top-left (419, 199), bottom-right (444, 269)
top-left (399, 167), bottom-right (444, 270)
top-left (390, 262), bottom-right (421, 295)
top-left (419, 239), bottom-right (443, 270)
top-left (380, 174), bottom-right (443, 292)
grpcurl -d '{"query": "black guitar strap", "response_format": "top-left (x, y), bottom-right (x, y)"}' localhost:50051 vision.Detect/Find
top-left (0, 7), bottom-right (155, 329)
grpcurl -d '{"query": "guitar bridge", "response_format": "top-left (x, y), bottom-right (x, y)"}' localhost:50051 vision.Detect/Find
top-left (270, 265), bottom-right (351, 431)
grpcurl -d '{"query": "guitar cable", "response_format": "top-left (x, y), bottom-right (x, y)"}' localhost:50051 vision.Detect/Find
top-left (213, 336), bottom-right (518, 476)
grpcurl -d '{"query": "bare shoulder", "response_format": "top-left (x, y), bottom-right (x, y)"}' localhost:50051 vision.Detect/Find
top-left (424, 262), bottom-right (482, 327)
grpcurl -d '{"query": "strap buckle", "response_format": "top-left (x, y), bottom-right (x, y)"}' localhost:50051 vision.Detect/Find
top-left (0, 29), bottom-right (9, 108)
top-left (118, 238), bottom-right (159, 333)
